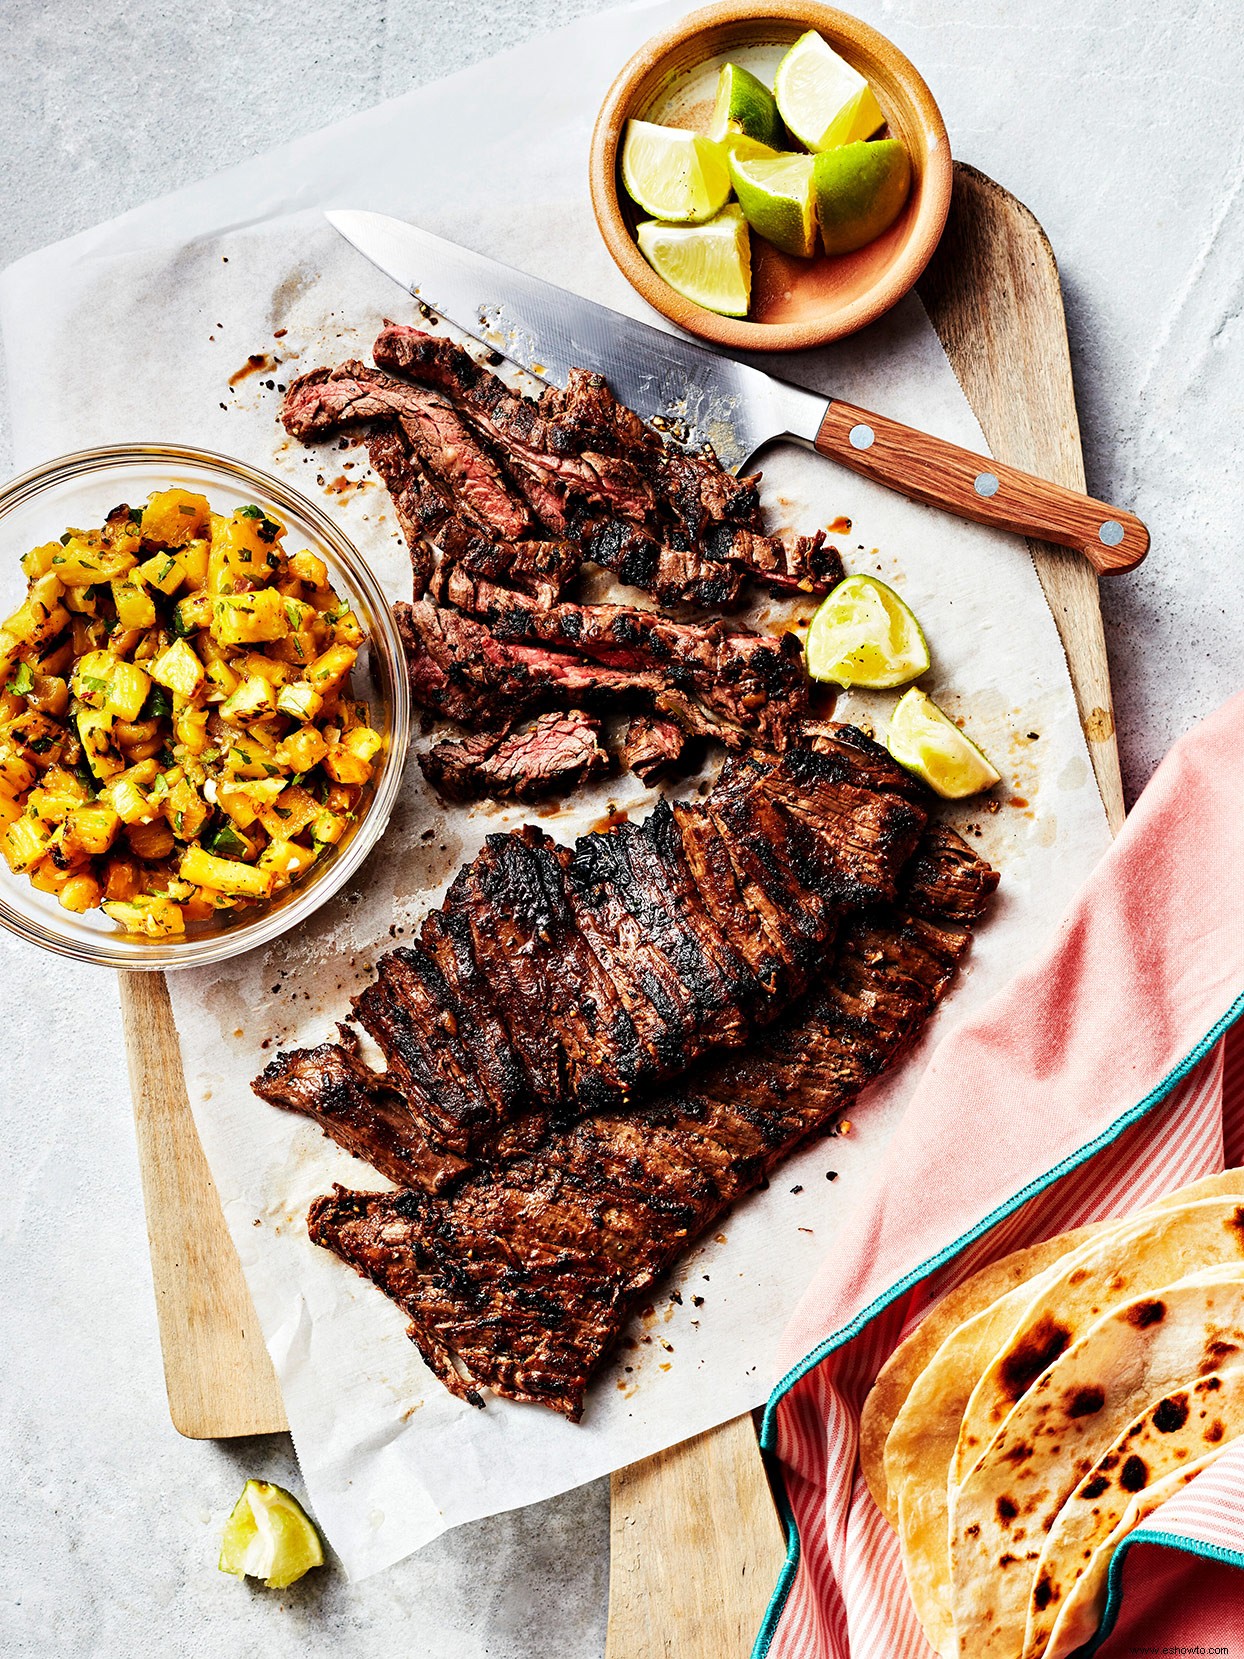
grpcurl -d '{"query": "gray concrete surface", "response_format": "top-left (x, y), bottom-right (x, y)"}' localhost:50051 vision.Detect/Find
top-left (2, 0), bottom-right (1242, 1654)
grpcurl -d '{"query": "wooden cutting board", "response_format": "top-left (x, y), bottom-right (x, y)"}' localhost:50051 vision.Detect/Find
top-left (119, 161), bottom-right (1125, 1647)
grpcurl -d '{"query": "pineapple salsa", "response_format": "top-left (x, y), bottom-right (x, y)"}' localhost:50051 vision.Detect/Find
top-left (0, 489), bottom-right (383, 937)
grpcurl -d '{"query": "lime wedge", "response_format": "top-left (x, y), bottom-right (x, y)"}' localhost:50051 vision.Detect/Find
top-left (886, 688), bottom-right (1001, 799)
top-left (708, 61), bottom-right (784, 147)
top-left (219, 1480), bottom-right (325, 1590)
top-left (637, 205), bottom-right (751, 318)
top-left (814, 139), bottom-right (912, 255)
top-left (621, 120), bottom-right (731, 223)
top-left (773, 30), bottom-right (885, 153)
top-left (805, 574), bottom-right (929, 688)
top-left (728, 151), bottom-right (818, 258)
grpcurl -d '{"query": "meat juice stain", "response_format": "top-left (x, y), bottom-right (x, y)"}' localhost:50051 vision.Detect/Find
top-left (591, 806), bottom-right (630, 835)
top-left (228, 352), bottom-right (278, 386)
top-left (827, 515), bottom-right (852, 535)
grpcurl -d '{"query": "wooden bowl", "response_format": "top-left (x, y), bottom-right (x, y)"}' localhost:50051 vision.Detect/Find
top-left (590, 1), bottom-right (952, 352)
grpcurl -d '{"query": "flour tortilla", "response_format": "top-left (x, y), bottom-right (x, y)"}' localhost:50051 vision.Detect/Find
top-left (861, 1170), bottom-right (1244, 1522)
top-left (1042, 1444), bottom-right (1231, 1659)
top-left (1022, 1364), bottom-right (1244, 1657)
top-left (952, 1196), bottom-right (1244, 1487)
top-left (885, 1265), bottom-right (1078, 1656)
top-left (948, 1265), bottom-right (1244, 1659)
top-left (860, 1224), bottom-right (1105, 1524)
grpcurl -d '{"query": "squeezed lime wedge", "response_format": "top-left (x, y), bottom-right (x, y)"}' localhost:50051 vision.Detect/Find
top-left (773, 30), bottom-right (885, 153)
top-left (728, 151), bottom-right (818, 258)
top-left (804, 574), bottom-right (929, 688)
top-left (219, 1480), bottom-right (325, 1590)
top-left (637, 204), bottom-right (752, 318)
top-left (886, 688), bottom-right (1001, 799)
top-left (621, 120), bottom-right (731, 223)
top-left (708, 61), bottom-right (784, 147)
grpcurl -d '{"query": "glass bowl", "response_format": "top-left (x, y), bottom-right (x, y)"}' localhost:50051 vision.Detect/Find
top-left (0, 444), bottom-right (410, 970)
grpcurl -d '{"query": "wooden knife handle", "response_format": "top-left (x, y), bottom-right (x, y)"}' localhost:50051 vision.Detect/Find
top-left (815, 400), bottom-right (1149, 573)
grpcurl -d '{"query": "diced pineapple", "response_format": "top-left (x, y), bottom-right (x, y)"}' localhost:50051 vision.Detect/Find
top-left (28, 855), bottom-right (73, 896)
top-left (111, 576), bottom-right (157, 630)
top-left (238, 652), bottom-right (291, 687)
top-left (3, 592), bottom-right (71, 650)
top-left (311, 808), bottom-right (349, 846)
top-left (257, 783), bottom-right (320, 842)
top-left (323, 743), bottom-right (372, 785)
top-left (0, 747), bottom-right (37, 795)
top-left (59, 873), bottom-right (104, 913)
top-left (180, 538), bottom-right (210, 590)
top-left (207, 508), bottom-right (284, 593)
top-left (222, 729), bottom-right (280, 780)
top-left (275, 681), bottom-right (323, 723)
top-left (217, 777), bottom-right (284, 828)
top-left (219, 675), bottom-right (276, 727)
top-left (98, 774), bottom-right (156, 826)
top-left (3, 814), bottom-right (52, 873)
top-left (258, 838), bottom-right (319, 889)
top-left (20, 543), bottom-right (60, 580)
top-left (149, 638), bottom-right (205, 698)
top-left (138, 550), bottom-right (188, 595)
top-left (343, 725), bottom-right (382, 763)
top-left (274, 725), bottom-right (327, 773)
top-left (172, 592), bottom-right (213, 637)
top-left (331, 609), bottom-right (364, 648)
top-left (62, 802), bottom-right (122, 857)
top-left (126, 817), bottom-right (176, 861)
top-left (211, 589), bottom-right (289, 646)
top-left (305, 644), bottom-right (356, 696)
top-left (141, 488), bottom-right (211, 547)
top-left (175, 705), bottom-right (209, 753)
top-left (178, 845), bottom-right (273, 898)
top-left (76, 708), bottom-right (124, 781)
top-left (0, 792), bottom-right (22, 834)
top-left (288, 550), bottom-right (328, 589)
top-left (163, 776), bottom-right (210, 842)
top-left (103, 894), bottom-right (186, 937)
top-left (46, 534), bottom-right (136, 586)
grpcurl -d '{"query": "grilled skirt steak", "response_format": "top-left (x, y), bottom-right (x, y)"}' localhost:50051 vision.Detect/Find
top-left (255, 731), bottom-right (928, 1172)
top-left (306, 823), bottom-right (997, 1418)
top-left (618, 715), bottom-right (686, 781)
top-left (419, 711), bottom-right (608, 803)
top-left (395, 595), bottom-right (808, 750)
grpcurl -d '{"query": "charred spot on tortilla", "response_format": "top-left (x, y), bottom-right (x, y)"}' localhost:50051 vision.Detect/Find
top-left (1152, 1394), bottom-right (1190, 1434)
top-left (1066, 1385), bottom-right (1106, 1418)
top-left (964, 1523), bottom-right (981, 1539)
top-left (1207, 1418), bottom-right (1226, 1443)
top-left (1067, 1267), bottom-right (1090, 1287)
top-left (995, 1495), bottom-right (1018, 1522)
top-left (1203, 1337), bottom-right (1241, 1370)
top-left (1204, 1374), bottom-right (1224, 1392)
top-left (1119, 1454), bottom-right (1149, 1492)
top-left (1126, 1298), bottom-right (1166, 1328)
top-left (1033, 1574), bottom-right (1057, 1612)
top-left (1004, 1440), bottom-right (1034, 1465)
top-left (999, 1314), bottom-right (1072, 1402)
top-left (1227, 1204), bottom-right (1244, 1245)
top-left (1080, 1472), bottom-right (1110, 1499)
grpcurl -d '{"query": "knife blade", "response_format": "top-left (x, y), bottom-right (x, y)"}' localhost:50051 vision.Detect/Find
top-left (325, 209), bottom-right (1149, 574)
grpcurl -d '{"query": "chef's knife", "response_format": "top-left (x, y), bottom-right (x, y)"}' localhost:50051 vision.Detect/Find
top-left (326, 210), bottom-right (1148, 574)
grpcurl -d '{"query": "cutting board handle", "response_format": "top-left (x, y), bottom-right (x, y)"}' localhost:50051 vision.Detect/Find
top-left (815, 400), bottom-right (1149, 573)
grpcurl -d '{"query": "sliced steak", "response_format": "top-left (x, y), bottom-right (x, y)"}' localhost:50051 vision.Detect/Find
top-left (281, 362), bottom-right (535, 541)
top-left (618, 714), bottom-right (685, 781)
top-left (252, 1036), bottom-right (468, 1193)
top-left (430, 517), bottom-right (579, 603)
top-left (362, 426), bottom-right (446, 596)
top-left (307, 824), bottom-right (998, 1418)
top-left (419, 711), bottom-right (608, 804)
top-left (394, 598), bottom-right (806, 749)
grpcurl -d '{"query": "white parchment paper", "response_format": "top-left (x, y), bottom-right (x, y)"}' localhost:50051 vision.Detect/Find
top-left (0, 0), bottom-right (1111, 1578)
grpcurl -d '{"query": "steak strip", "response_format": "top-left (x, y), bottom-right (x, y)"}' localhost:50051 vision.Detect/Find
top-left (396, 591), bottom-right (808, 750)
top-left (419, 710), bottom-right (609, 803)
top-left (307, 823), bottom-right (997, 1418)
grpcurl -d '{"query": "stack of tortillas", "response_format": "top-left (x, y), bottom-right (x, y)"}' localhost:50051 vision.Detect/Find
top-left (860, 1170), bottom-right (1244, 1657)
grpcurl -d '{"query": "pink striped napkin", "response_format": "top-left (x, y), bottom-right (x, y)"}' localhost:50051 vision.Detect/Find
top-left (755, 689), bottom-right (1244, 1658)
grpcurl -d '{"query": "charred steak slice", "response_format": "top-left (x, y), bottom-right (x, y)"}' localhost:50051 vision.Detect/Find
top-left (253, 1036), bottom-right (468, 1193)
top-left (429, 517), bottom-right (579, 603)
top-left (362, 426), bottom-right (447, 597)
top-left (419, 711), bottom-right (608, 804)
top-left (430, 571), bottom-right (808, 751)
top-left (282, 362), bottom-right (535, 542)
top-left (618, 714), bottom-right (685, 781)
top-left (307, 825), bottom-right (998, 1418)
top-left (395, 599), bottom-right (805, 749)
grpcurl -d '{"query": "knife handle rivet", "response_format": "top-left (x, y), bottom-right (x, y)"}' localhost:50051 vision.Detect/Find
top-left (849, 424), bottom-right (875, 451)
top-left (1099, 520), bottom-right (1125, 547)
top-left (974, 472), bottom-right (1000, 498)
